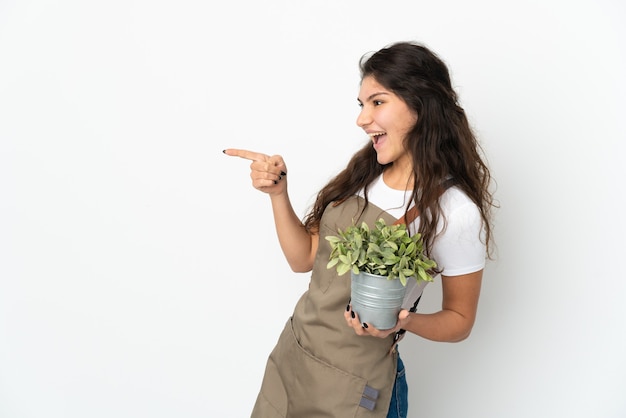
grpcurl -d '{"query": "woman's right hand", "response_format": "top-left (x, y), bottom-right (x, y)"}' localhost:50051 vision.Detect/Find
top-left (223, 148), bottom-right (288, 196)
top-left (224, 148), bottom-right (316, 272)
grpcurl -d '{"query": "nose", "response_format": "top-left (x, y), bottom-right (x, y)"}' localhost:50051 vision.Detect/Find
top-left (356, 106), bottom-right (371, 128)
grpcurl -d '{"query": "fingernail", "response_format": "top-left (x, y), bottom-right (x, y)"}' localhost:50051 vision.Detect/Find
top-left (346, 304), bottom-right (350, 312)
top-left (351, 311), bottom-right (355, 319)
top-left (273, 180), bottom-right (277, 184)
top-left (222, 150), bottom-right (226, 153)
top-left (280, 171), bottom-right (287, 176)
top-left (362, 323), bottom-right (368, 329)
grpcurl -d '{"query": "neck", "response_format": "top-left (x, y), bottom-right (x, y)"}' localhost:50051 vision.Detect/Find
top-left (383, 166), bottom-right (414, 191)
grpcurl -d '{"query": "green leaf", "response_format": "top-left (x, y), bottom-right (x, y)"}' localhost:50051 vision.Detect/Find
top-left (399, 274), bottom-right (408, 286)
top-left (325, 217), bottom-right (436, 285)
top-left (338, 254), bottom-right (351, 265)
top-left (337, 263), bottom-right (351, 276)
top-left (418, 268), bottom-right (432, 282)
top-left (401, 268), bottom-right (414, 276)
top-left (326, 236), bottom-right (341, 243)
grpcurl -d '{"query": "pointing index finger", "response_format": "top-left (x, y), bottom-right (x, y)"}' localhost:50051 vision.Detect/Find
top-left (223, 148), bottom-right (269, 162)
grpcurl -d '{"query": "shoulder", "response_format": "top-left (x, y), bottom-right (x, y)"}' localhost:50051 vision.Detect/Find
top-left (439, 186), bottom-right (480, 222)
top-left (432, 186), bottom-right (485, 276)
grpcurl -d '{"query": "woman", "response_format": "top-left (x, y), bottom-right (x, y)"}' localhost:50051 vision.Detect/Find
top-left (224, 41), bottom-right (494, 418)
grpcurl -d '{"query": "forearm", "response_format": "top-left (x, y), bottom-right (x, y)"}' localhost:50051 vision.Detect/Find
top-left (403, 271), bottom-right (482, 342)
top-left (269, 192), bottom-right (317, 272)
top-left (403, 310), bottom-right (475, 343)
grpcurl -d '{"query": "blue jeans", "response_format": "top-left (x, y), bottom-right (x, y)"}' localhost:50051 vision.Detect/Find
top-left (387, 353), bottom-right (408, 418)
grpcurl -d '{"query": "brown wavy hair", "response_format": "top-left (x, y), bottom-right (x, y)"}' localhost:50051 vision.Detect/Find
top-left (303, 41), bottom-right (495, 259)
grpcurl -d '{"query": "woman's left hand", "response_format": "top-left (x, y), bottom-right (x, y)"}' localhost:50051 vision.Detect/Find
top-left (344, 304), bottom-right (411, 338)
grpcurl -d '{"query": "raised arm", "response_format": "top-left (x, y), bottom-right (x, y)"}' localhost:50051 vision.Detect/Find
top-left (223, 148), bottom-right (319, 273)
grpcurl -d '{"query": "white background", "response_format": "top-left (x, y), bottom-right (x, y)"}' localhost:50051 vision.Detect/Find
top-left (1, 1), bottom-right (625, 417)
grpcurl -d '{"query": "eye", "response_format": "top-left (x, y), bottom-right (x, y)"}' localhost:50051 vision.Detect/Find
top-left (373, 100), bottom-right (383, 106)
top-left (357, 101), bottom-right (364, 108)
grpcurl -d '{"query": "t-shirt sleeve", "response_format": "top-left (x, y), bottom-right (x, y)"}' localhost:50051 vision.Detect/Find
top-left (431, 200), bottom-right (486, 277)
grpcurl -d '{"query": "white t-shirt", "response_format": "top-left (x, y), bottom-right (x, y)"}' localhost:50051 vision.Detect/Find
top-left (358, 175), bottom-right (486, 309)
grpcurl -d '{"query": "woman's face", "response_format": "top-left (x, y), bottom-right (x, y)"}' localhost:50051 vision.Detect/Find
top-left (356, 75), bottom-right (417, 166)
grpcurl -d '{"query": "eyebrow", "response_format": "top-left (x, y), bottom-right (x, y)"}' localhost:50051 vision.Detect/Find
top-left (357, 92), bottom-right (390, 103)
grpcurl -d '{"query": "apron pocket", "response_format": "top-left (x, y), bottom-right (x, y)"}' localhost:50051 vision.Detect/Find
top-left (284, 318), bottom-right (376, 417)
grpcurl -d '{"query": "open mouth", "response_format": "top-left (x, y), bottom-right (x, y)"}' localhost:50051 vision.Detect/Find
top-left (369, 132), bottom-right (387, 145)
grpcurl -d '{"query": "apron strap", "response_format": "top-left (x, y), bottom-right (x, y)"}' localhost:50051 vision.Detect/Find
top-left (390, 178), bottom-right (455, 352)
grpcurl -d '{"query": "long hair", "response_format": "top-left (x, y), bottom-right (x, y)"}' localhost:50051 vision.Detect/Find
top-left (303, 41), bottom-right (495, 258)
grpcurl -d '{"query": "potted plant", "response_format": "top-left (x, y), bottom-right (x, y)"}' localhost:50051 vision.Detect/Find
top-left (326, 218), bottom-right (437, 329)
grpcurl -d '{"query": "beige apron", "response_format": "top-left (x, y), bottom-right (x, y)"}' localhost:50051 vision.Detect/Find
top-left (251, 196), bottom-right (400, 418)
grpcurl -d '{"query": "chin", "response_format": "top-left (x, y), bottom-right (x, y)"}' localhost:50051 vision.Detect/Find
top-left (376, 155), bottom-right (390, 165)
